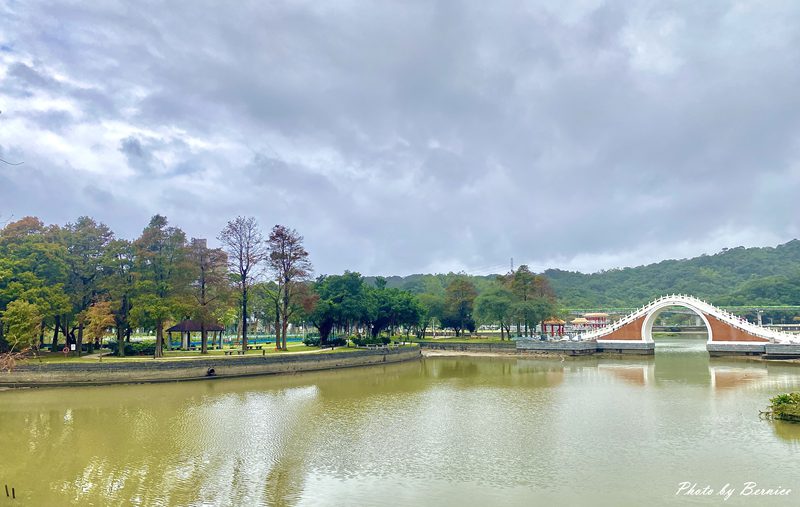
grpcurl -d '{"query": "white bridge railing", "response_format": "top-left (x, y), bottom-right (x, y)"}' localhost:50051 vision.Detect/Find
top-left (577, 294), bottom-right (800, 344)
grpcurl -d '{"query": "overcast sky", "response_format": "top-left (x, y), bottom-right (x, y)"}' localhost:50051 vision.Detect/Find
top-left (2, 1), bottom-right (799, 276)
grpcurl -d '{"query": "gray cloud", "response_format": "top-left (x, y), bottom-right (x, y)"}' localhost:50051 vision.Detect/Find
top-left (1, 1), bottom-right (800, 275)
top-left (118, 136), bottom-right (156, 174)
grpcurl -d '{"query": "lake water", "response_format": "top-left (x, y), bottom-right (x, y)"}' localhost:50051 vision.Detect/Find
top-left (2, 334), bottom-right (799, 506)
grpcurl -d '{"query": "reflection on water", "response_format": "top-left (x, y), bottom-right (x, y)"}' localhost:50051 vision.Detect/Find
top-left (654, 333), bottom-right (712, 385)
top-left (1, 334), bottom-right (800, 506)
top-left (771, 420), bottom-right (800, 443)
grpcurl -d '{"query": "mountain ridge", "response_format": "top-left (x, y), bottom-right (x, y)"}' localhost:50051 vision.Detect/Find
top-left (366, 240), bottom-right (800, 308)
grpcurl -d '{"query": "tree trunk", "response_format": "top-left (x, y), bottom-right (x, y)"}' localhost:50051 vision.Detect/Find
top-left (0, 319), bottom-right (8, 353)
top-left (500, 322), bottom-right (505, 340)
top-left (280, 287), bottom-right (289, 350)
top-left (201, 324), bottom-right (208, 354)
top-left (118, 294), bottom-right (130, 349)
top-left (154, 319), bottom-right (164, 358)
top-left (76, 324), bottom-right (84, 357)
top-left (241, 287), bottom-right (248, 352)
top-left (273, 315), bottom-right (280, 350)
top-left (51, 315), bottom-right (61, 352)
top-left (116, 319), bottom-right (125, 357)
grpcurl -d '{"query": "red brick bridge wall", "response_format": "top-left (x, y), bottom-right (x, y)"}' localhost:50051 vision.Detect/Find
top-left (599, 313), bottom-right (769, 342)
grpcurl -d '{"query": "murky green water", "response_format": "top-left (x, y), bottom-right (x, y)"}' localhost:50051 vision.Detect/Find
top-left (2, 335), bottom-right (799, 506)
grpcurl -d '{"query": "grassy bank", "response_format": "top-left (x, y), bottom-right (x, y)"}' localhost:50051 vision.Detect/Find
top-left (15, 342), bottom-right (362, 365)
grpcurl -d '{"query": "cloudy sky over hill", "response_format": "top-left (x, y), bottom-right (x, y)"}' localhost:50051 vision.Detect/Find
top-left (2, 1), bottom-right (799, 275)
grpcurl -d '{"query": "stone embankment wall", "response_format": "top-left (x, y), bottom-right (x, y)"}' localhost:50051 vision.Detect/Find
top-left (0, 347), bottom-right (421, 387)
top-left (416, 341), bottom-right (517, 352)
top-left (420, 339), bottom-right (800, 359)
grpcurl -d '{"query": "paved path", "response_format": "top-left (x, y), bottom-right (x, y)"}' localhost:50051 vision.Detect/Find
top-left (81, 351), bottom-right (112, 359)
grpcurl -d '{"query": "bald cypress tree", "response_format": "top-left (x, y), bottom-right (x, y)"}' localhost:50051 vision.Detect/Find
top-left (218, 216), bottom-right (266, 352)
top-left (132, 215), bottom-right (190, 358)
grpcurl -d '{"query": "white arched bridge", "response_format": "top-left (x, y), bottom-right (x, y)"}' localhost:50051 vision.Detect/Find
top-left (578, 294), bottom-right (800, 345)
top-left (518, 294), bottom-right (800, 358)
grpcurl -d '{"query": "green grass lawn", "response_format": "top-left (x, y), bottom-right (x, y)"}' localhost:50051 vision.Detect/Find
top-left (18, 342), bottom-right (332, 364)
top-left (317, 343), bottom-right (419, 354)
top-left (15, 340), bottom-right (422, 365)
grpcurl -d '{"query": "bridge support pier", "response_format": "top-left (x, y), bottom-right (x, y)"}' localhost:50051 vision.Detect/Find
top-left (596, 341), bottom-right (654, 355)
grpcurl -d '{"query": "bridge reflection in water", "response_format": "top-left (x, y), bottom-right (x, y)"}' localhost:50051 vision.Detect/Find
top-left (594, 333), bottom-right (789, 390)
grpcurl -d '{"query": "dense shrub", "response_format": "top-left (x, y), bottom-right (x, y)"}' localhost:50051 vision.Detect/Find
top-left (352, 335), bottom-right (390, 347)
top-left (303, 336), bottom-right (321, 347)
top-left (303, 336), bottom-right (347, 347)
top-left (107, 341), bottom-right (157, 356)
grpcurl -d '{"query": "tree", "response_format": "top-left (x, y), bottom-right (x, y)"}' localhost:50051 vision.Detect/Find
top-left (309, 272), bottom-right (367, 342)
top-left (307, 294), bottom-right (335, 342)
top-left (442, 278), bottom-right (477, 336)
top-left (475, 285), bottom-right (514, 339)
top-left (416, 293), bottom-right (445, 339)
top-left (267, 225), bottom-right (312, 350)
top-left (62, 217), bottom-right (114, 355)
top-left (0, 217), bottom-right (70, 352)
top-left (84, 301), bottom-right (116, 353)
top-left (132, 215), bottom-right (190, 358)
top-left (188, 238), bottom-right (229, 353)
top-left (218, 216), bottom-right (266, 352)
top-left (1, 300), bottom-right (42, 352)
top-left (251, 281), bottom-right (281, 341)
top-left (102, 239), bottom-right (136, 356)
top-left (504, 265), bottom-right (557, 337)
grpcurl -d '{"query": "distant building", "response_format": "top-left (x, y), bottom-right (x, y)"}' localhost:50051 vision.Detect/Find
top-left (543, 318), bottom-right (566, 336)
top-left (570, 317), bottom-right (589, 331)
top-left (584, 313), bottom-right (609, 329)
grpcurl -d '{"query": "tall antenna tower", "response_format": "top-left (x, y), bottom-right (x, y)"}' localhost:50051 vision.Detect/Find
top-left (510, 257), bottom-right (514, 273)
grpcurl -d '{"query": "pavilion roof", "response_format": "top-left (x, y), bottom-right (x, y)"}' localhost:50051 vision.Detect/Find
top-left (166, 320), bottom-right (225, 332)
top-left (543, 318), bottom-right (566, 325)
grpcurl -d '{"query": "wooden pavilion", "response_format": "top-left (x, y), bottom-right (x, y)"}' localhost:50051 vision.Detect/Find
top-left (166, 320), bottom-right (225, 350)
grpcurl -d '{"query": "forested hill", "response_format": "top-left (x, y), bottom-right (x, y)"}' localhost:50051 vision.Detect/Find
top-left (545, 240), bottom-right (800, 308)
top-left (370, 240), bottom-right (800, 308)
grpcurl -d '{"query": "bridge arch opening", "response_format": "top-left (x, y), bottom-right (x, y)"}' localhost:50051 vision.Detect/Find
top-left (641, 302), bottom-right (713, 343)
